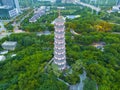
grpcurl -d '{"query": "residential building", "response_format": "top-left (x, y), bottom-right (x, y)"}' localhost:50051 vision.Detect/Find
top-left (29, 7), bottom-right (46, 22)
top-left (2, 41), bottom-right (17, 50)
top-left (0, 55), bottom-right (6, 61)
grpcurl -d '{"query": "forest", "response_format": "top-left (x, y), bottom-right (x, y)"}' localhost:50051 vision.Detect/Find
top-left (0, 3), bottom-right (120, 90)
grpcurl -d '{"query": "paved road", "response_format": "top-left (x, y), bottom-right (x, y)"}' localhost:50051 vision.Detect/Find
top-left (0, 22), bottom-right (6, 32)
top-left (19, 10), bottom-right (33, 25)
top-left (44, 58), bottom-right (54, 72)
top-left (0, 32), bottom-right (11, 40)
top-left (57, 78), bottom-right (70, 86)
top-left (13, 10), bottom-right (33, 32)
top-left (70, 29), bottom-right (80, 35)
top-left (76, 1), bottom-right (101, 12)
top-left (110, 22), bottom-right (120, 26)
top-left (111, 32), bottom-right (120, 34)
top-left (70, 70), bottom-right (87, 90)
top-left (0, 20), bottom-right (12, 22)
top-left (18, 10), bottom-right (33, 26)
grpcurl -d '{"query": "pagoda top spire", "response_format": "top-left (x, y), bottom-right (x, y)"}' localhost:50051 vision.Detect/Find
top-left (54, 8), bottom-right (65, 24)
top-left (58, 9), bottom-right (61, 17)
top-left (57, 7), bottom-right (64, 18)
top-left (58, 8), bottom-right (62, 18)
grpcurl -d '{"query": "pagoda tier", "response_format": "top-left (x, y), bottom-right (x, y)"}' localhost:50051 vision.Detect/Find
top-left (53, 16), bottom-right (66, 70)
top-left (54, 32), bottom-right (65, 36)
top-left (54, 51), bottom-right (65, 55)
top-left (54, 48), bottom-right (65, 52)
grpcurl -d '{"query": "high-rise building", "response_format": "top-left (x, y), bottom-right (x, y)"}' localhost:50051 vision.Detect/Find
top-left (0, 1), bottom-right (3, 6)
top-left (1, 0), bottom-right (20, 12)
top-left (56, 0), bottom-right (62, 3)
top-left (111, 0), bottom-right (120, 12)
top-left (1, 0), bottom-right (15, 8)
top-left (37, 0), bottom-right (56, 3)
top-left (33, 0), bottom-right (38, 3)
top-left (0, 0), bottom-right (20, 19)
top-left (54, 13), bottom-right (66, 70)
top-left (68, 0), bottom-right (73, 3)
top-left (62, 0), bottom-right (76, 3)
top-left (117, 0), bottom-right (120, 5)
top-left (14, 0), bottom-right (21, 13)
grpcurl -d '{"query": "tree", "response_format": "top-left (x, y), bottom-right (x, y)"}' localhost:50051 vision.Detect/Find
top-left (94, 21), bottom-right (112, 32)
top-left (83, 78), bottom-right (97, 90)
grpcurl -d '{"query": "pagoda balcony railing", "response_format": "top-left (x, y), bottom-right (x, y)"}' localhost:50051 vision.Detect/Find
top-left (54, 48), bottom-right (65, 52)
top-left (54, 54), bottom-right (66, 59)
top-left (54, 39), bottom-right (65, 42)
top-left (55, 45), bottom-right (65, 48)
top-left (54, 40), bottom-right (65, 44)
top-left (55, 36), bottom-right (64, 40)
top-left (54, 60), bottom-right (66, 65)
top-left (55, 23), bottom-right (64, 26)
top-left (54, 59), bottom-right (66, 63)
top-left (54, 56), bottom-right (66, 60)
top-left (54, 51), bottom-right (65, 55)
top-left (54, 32), bottom-right (65, 35)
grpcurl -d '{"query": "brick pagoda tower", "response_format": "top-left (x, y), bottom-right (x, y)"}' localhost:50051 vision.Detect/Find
top-left (53, 11), bottom-right (66, 70)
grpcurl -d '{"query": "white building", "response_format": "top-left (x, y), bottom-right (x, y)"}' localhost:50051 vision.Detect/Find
top-left (2, 41), bottom-right (17, 50)
top-left (14, 0), bottom-right (21, 13)
top-left (37, 0), bottom-right (56, 3)
top-left (62, 0), bottom-right (76, 3)
top-left (112, 5), bottom-right (120, 11)
top-left (0, 55), bottom-right (6, 61)
top-left (29, 7), bottom-right (46, 23)
top-left (9, 8), bottom-right (19, 17)
top-left (0, 50), bottom-right (8, 55)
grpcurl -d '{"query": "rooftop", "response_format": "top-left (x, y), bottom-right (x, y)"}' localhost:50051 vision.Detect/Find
top-left (29, 7), bottom-right (46, 22)
top-left (2, 41), bottom-right (17, 46)
top-left (0, 5), bottom-right (11, 9)
top-left (55, 16), bottom-right (65, 23)
top-left (92, 42), bottom-right (106, 46)
top-left (0, 50), bottom-right (8, 55)
top-left (0, 55), bottom-right (5, 61)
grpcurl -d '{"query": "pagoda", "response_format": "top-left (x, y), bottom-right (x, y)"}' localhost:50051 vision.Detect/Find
top-left (53, 12), bottom-right (66, 70)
